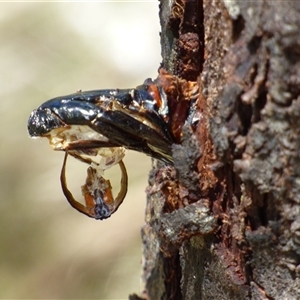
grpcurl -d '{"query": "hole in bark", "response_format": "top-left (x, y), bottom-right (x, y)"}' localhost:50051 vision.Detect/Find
top-left (253, 89), bottom-right (267, 123)
top-left (248, 199), bottom-right (269, 230)
top-left (232, 15), bottom-right (245, 42)
top-left (244, 184), bottom-right (269, 230)
top-left (247, 35), bottom-right (262, 55)
top-left (168, 18), bottom-right (180, 38)
top-left (284, 43), bottom-right (300, 64)
top-left (236, 97), bottom-right (252, 135)
top-left (164, 252), bottom-right (183, 300)
top-left (257, 195), bottom-right (269, 226)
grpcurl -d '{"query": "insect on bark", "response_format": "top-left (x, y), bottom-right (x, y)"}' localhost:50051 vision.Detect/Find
top-left (27, 69), bottom-right (198, 219)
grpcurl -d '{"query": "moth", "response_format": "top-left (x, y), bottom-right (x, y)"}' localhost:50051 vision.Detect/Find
top-left (27, 69), bottom-right (198, 219)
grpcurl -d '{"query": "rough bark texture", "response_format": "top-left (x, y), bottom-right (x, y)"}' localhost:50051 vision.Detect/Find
top-left (130, 0), bottom-right (300, 299)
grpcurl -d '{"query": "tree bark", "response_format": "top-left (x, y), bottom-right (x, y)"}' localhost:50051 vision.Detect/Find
top-left (131, 0), bottom-right (300, 299)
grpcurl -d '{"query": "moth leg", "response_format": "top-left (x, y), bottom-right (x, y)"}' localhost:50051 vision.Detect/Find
top-left (81, 167), bottom-right (112, 220)
top-left (82, 160), bottom-right (128, 218)
top-left (67, 151), bottom-right (98, 166)
top-left (110, 160), bottom-right (128, 214)
top-left (60, 151), bottom-right (94, 218)
top-left (60, 151), bottom-right (128, 220)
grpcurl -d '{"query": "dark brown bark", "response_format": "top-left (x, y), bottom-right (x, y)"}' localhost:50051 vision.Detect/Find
top-left (130, 0), bottom-right (300, 299)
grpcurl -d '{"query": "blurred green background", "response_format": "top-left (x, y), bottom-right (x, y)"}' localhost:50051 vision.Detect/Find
top-left (0, 2), bottom-right (161, 299)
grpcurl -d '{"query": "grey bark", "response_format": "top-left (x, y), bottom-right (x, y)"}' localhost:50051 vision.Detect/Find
top-left (131, 1), bottom-right (300, 299)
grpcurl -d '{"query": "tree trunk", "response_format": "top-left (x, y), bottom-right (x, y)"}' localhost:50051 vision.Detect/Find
top-left (131, 0), bottom-right (300, 299)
